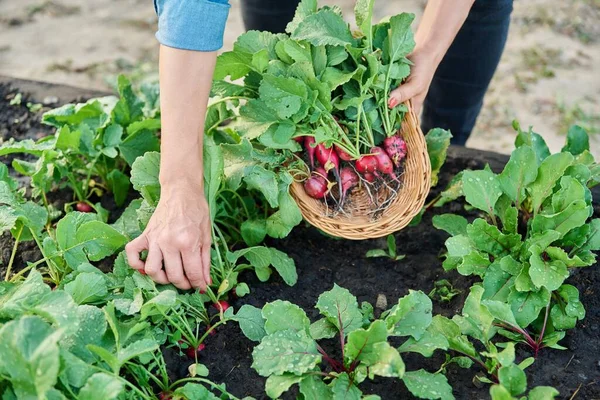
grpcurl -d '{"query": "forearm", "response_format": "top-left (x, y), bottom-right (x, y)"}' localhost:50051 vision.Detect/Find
top-left (158, 45), bottom-right (216, 191)
top-left (415, 0), bottom-right (475, 63)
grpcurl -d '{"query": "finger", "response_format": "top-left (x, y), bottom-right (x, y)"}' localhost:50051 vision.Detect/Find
top-left (125, 235), bottom-right (148, 271)
top-left (201, 244), bottom-right (212, 287)
top-left (388, 78), bottom-right (422, 108)
top-left (182, 248), bottom-right (206, 291)
top-left (164, 250), bottom-right (192, 290)
top-left (145, 244), bottom-right (169, 284)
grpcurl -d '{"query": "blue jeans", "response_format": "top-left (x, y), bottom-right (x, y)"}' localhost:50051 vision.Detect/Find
top-left (240, 0), bottom-right (514, 146)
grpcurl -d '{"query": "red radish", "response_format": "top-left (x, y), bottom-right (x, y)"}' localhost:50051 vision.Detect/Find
top-left (293, 136), bottom-right (304, 143)
top-left (304, 137), bottom-right (316, 168)
top-left (206, 325), bottom-right (217, 336)
top-left (158, 392), bottom-right (172, 400)
top-left (371, 147), bottom-right (400, 182)
top-left (304, 176), bottom-right (328, 199)
top-left (313, 167), bottom-right (328, 182)
top-left (335, 144), bottom-right (353, 161)
top-left (355, 155), bottom-right (378, 174)
top-left (340, 167), bottom-right (359, 201)
top-left (315, 144), bottom-right (340, 174)
top-left (383, 136), bottom-right (407, 167)
top-left (363, 172), bottom-right (375, 183)
top-left (75, 202), bottom-right (93, 213)
top-left (185, 343), bottom-right (206, 359)
top-left (212, 300), bottom-right (230, 312)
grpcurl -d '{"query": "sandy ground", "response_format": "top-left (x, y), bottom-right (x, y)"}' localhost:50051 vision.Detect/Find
top-left (0, 0), bottom-right (599, 157)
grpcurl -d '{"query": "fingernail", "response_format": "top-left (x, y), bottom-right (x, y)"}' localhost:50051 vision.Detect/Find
top-left (199, 289), bottom-right (206, 294)
top-left (388, 97), bottom-right (398, 108)
top-left (139, 269), bottom-right (146, 275)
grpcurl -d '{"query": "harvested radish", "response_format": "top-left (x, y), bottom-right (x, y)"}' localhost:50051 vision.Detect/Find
top-left (315, 144), bottom-right (340, 174)
top-left (212, 300), bottom-right (230, 312)
top-left (304, 176), bottom-right (328, 199)
top-left (383, 136), bottom-right (407, 167)
top-left (363, 172), bottom-right (375, 183)
top-left (185, 343), bottom-right (206, 359)
top-left (371, 147), bottom-right (400, 182)
top-left (315, 143), bottom-right (343, 199)
top-left (293, 136), bottom-right (304, 143)
top-left (75, 202), bottom-right (93, 213)
top-left (313, 167), bottom-right (329, 182)
top-left (340, 167), bottom-right (359, 201)
top-left (304, 137), bottom-right (316, 168)
top-left (355, 155), bottom-right (378, 174)
top-left (335, 144), bottom-right (353, 161)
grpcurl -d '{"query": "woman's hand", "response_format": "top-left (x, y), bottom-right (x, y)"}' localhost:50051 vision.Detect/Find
top-left (125, 183), bottom-right (212, 291)
top-left (387, 0), bottom-right (474, 115)
top-left (387, 46), bottom-right (441, 115)
top-left (126, 45), bottom-right (217, 290)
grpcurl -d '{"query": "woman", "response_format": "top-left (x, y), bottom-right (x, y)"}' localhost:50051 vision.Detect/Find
top-left (125, 0), bottom-right (513, 290)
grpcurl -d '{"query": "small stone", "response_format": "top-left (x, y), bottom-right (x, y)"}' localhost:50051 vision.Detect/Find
top-left (43, 96), bottom-right (59, 105)
top-left (375, 294), bottom-right (387, 310)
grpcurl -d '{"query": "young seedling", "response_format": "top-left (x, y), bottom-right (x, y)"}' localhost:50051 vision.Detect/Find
top-left (428, 279), bottom-right (461, 303)
top-left (366, 234), bottom-right (405, 261)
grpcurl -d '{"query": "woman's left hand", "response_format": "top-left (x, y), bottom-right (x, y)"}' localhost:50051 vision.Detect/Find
top-left (387, 46), bottom-right (441, 115)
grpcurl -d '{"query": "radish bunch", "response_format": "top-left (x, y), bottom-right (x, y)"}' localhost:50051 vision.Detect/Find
top-left (297, 134), bottom-right (408, 207)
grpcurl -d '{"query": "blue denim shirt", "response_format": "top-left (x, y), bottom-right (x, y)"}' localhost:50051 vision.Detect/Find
top-left (153, 0), bottom-right (230, 51)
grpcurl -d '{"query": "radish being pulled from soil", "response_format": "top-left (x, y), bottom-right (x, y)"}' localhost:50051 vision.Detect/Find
top-left (383, 136), bottom-right (407, 167)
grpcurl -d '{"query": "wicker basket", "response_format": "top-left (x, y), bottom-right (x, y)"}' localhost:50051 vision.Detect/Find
top-left (290, 101), bottom-right (431, 240)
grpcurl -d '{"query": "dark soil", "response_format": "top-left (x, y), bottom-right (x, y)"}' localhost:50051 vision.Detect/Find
top-left (1, 78), bottom-right (598, 400)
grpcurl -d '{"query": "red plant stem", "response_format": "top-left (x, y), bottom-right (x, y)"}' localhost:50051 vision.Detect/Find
top-left (494, 322), bottom-right (537, 348)
top-left (316, 345), bottom-right (344, 372)
top-left (535, 300), bottom-right (552, 357)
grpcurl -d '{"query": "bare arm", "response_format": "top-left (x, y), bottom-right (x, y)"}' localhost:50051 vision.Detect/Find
top-left (126, 45), bottom-right (216, 291)
top-left (388, 0), bottom-right (475, 112)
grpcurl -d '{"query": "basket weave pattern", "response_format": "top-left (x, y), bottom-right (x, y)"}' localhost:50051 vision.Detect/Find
top-left (290, 102), bottom-right (431, 240)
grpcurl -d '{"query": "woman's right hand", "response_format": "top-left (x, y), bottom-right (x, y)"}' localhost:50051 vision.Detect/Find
top-left (125, 182), bottom-right (212, 291)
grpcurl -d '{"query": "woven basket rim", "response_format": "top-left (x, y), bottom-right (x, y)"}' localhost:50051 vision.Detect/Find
top-left (290, 101), bottom-right (431, 240)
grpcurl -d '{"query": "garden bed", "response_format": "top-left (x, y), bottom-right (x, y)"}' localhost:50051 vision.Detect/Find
top-left (1, 78), bottom-right (598, 400)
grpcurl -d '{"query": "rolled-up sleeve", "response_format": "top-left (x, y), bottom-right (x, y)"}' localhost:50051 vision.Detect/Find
top-left (154, 0), bottom-right (230, 52)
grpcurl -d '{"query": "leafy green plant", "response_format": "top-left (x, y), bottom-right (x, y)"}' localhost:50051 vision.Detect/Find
top-left (366, 234), bottom-right (405, 260)
top-left (0, 75), bottom-right (159, 207)
top-left (214, 0), bottom-right (414, 153)
top-left (435, 123), bottom-right (599, 355)
top-left (231, 285), bottom-right (454, 399)
top-left (127, 136), bottom-right (301, 302)
top-left (1, 164), bottom-right (127, 284)
top-left (426, 287), bottom-right (559, 399)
